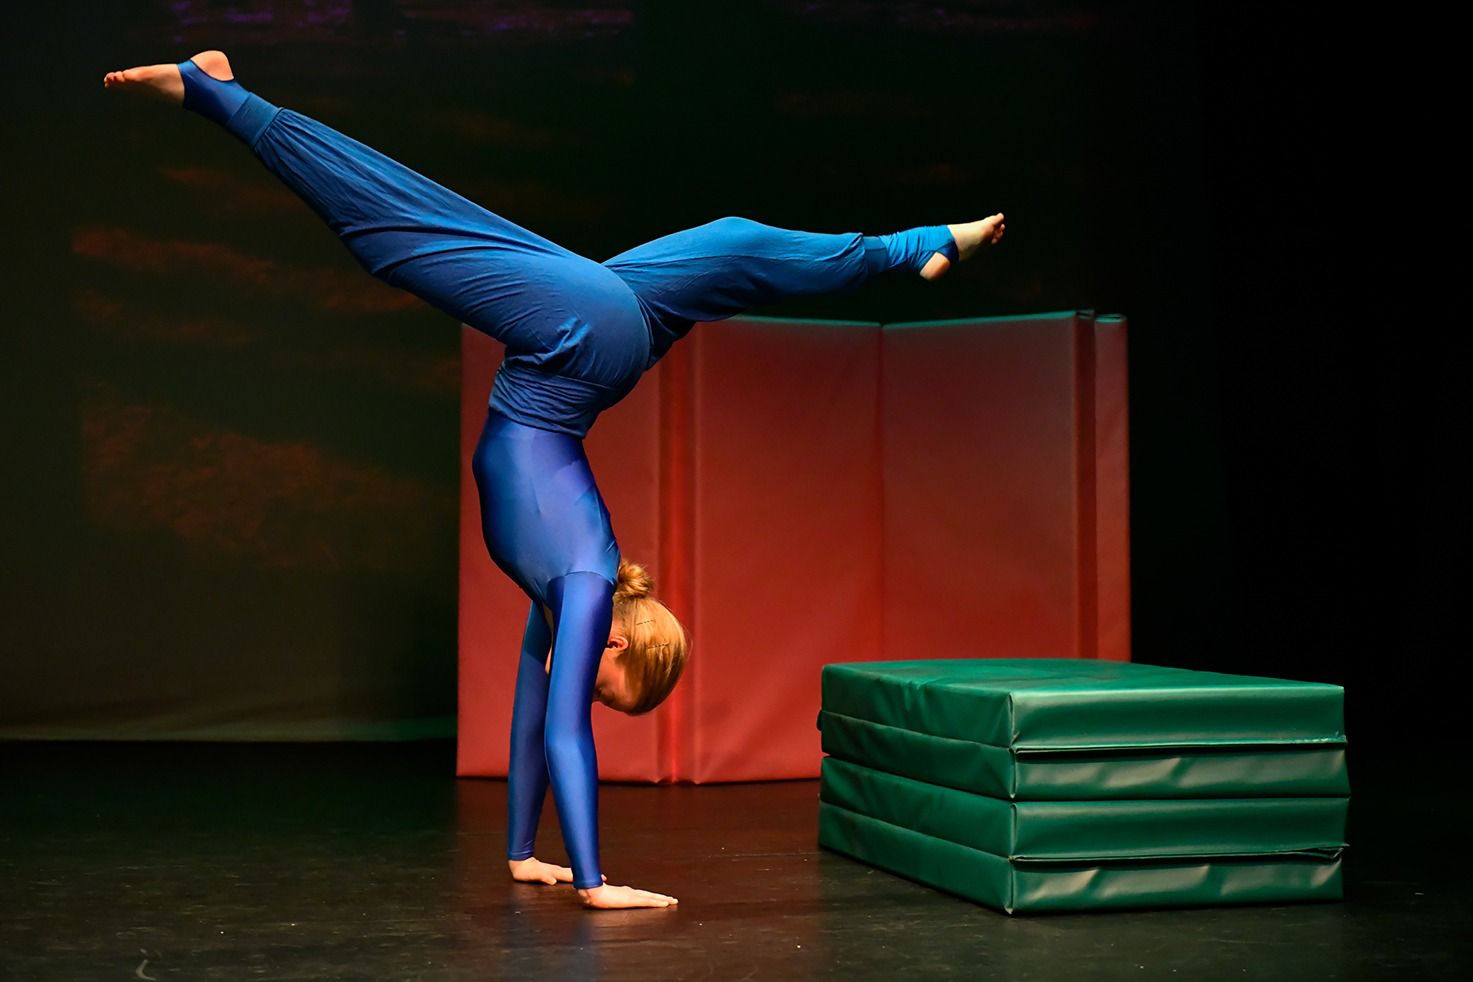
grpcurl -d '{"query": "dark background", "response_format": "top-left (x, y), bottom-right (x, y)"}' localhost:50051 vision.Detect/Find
top-left (0, 3), bottom-right (1446, 750)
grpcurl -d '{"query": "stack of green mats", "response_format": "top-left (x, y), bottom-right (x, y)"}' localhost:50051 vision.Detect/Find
top-left (816, 659), bottom-right (1349, 914)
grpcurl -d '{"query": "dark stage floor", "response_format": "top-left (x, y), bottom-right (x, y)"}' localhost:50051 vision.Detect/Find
top-left (1, 742), bottom-right (1467, 981)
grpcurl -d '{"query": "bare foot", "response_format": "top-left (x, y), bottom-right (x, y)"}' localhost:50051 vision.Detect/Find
top-left (102, 49), bottom-right (234, 104)
top-left (920, 212), bottom-right (1006, 281)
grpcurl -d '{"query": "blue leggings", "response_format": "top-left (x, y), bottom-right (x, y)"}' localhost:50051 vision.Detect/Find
top-left (176, 56), bottom-right (958, 889)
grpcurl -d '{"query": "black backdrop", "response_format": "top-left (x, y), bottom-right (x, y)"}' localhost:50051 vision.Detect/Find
top-left (0, 2), bottom-right (1447, 750)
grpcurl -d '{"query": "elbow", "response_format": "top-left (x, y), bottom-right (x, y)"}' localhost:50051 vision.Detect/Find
top-left (543, 725), bottom-right (595, 773)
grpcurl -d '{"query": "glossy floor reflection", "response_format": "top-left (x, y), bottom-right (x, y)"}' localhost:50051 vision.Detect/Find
top-left (1, 742), bottom-right (1466, 980)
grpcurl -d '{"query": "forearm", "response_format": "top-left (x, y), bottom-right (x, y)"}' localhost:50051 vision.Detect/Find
top-left (506, 697), bottom-right (550, 860)
top-left (544, 709), bottom-right (603, 889)
top-left (506, 603), bottom-right (552, 861)
top-left (542, 571), bottom-right (617, 890)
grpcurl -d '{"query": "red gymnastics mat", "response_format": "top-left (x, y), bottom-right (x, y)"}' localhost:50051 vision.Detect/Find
top-left (456, 310), bottom-right (1130, 782)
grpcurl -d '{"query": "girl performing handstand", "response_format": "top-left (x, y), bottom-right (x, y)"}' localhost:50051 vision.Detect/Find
top-left (104, 50), bottom-right (1006, 910)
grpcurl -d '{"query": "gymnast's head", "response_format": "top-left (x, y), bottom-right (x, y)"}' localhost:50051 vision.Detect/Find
top-left (597, 558), bottom-right (690, 715)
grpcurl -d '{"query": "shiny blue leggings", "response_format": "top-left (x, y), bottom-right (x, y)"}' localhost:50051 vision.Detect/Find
top-left (176, 56), bottom-right (958, 889)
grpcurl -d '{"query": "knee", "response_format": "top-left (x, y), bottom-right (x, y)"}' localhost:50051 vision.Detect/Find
top-left (709, 215), bottom-right (766, 246)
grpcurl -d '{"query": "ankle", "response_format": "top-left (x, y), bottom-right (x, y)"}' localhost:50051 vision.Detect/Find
top-left (869, 225), bottom-right (957, 275)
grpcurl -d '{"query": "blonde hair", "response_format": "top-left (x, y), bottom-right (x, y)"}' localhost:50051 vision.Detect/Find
top-left (612, 558), bottom-right (689, 715)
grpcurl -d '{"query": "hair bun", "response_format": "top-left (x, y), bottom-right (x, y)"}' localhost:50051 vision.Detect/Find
top-left (614, 558), bottom-right (655, 602)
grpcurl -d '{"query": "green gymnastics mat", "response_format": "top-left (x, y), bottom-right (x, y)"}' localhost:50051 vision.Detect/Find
top-left (819, 756), bottom-right (1347, 863)
top-left (818, 800), bottom-right (1345, 914)
top-left (818, 659), bottom-right (1348, 799)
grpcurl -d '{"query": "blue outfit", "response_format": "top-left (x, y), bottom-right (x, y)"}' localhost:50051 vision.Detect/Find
top-left (177, 57), bottom-right (959, 889)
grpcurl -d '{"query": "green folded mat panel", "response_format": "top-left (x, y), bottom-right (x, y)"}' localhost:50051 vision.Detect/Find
top-left (819, 756), bottom-right (1348, 862)
top-left (818, 709), bottom-right (1349, 799)
top-left (819, 659), bottom-right (1348, 799)
top-left (818, 801), bottom-right (1345, 914)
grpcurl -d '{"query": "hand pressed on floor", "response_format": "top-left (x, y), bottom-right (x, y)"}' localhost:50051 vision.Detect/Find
top-left (578, 883), bottom-right (680, 909)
